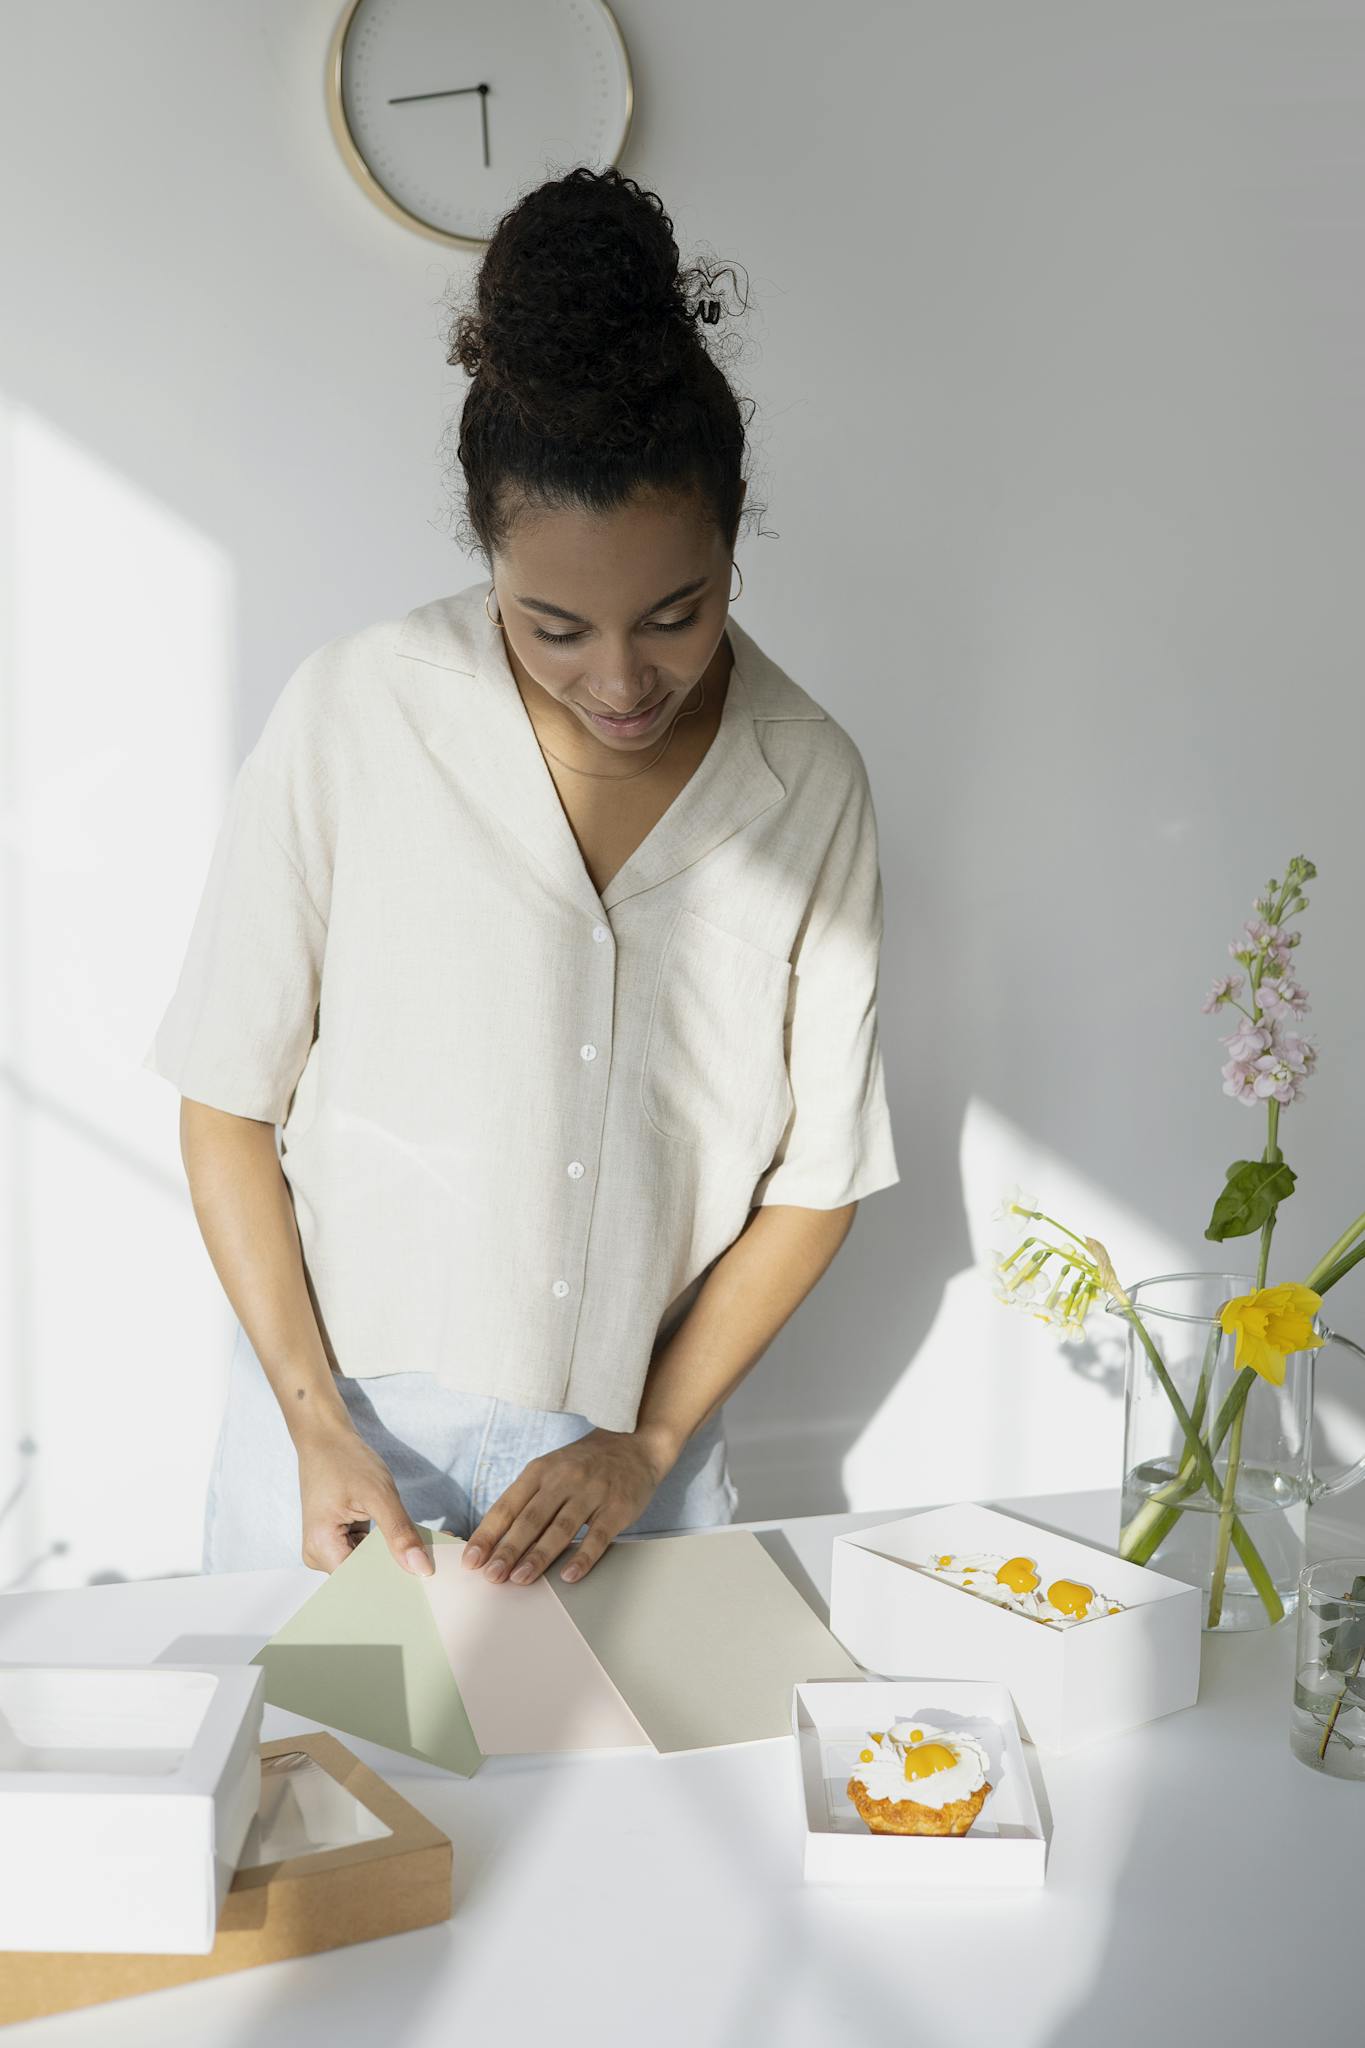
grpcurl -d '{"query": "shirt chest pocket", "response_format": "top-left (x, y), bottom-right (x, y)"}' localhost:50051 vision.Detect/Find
top-left (640, 909), bottom-right (794, 1163)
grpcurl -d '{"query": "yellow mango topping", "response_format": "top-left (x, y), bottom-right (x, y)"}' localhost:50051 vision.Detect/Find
top-left (909, 1729), bottom-right (923, 1742)
top-left (869, 1731), bottom-right (884, 1744)
top-left (858, 1748), bottom-right (874, 1763)
top-left (936, 1554), bottom-right (954, 1568)
top-left (902, 1741), bottom-right (958, 1782)
top-left (1048, 1579), bottom-right (1095, 1617)
top-left (996, 1556), bottom-right (1040, 1594)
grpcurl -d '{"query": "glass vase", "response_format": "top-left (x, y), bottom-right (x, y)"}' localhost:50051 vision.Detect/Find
top-left (1113, 1271), bottom-right (1365, 1632)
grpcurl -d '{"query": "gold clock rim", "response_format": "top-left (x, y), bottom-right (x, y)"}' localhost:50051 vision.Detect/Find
top-left (324, 0), bottom-right (636, 251)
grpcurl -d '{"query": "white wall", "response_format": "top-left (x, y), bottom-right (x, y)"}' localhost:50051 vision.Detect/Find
top-left (3, 1), bottom-right (1363, 1586)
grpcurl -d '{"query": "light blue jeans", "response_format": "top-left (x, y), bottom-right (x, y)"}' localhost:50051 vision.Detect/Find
top-left (201, 1321), bottom-right (739, 1573)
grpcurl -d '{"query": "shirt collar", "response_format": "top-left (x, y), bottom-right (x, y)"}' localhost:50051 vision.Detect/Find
top-left (395, 581), bottom-right (819, 916)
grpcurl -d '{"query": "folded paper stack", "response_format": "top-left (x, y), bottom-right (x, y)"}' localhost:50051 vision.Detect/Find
top-left (255, 1525), bottom-right (863, 1771)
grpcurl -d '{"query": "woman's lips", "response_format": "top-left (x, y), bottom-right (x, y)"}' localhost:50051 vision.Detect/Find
top-left (583, 694), bottom-right (668, 736)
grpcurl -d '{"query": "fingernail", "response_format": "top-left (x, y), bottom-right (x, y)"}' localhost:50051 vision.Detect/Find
top-left (561, 1564), bottom-right (582, 1582)
top-left (510, 1563), bottom-right (534, 1585)
top-left (464, 1545), bottom-right (485, 1568)
top-left (485, 1559), bottom-right (507, 1582)
top-left (405, 1545), bottom-right (432, 1576)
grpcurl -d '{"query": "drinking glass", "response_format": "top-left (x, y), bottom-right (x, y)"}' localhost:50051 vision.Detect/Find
top-left (1290, 1554), bottom-right (1365, 1780)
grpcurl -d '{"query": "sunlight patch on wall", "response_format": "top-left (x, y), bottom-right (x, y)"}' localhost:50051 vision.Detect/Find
top-left (0, 396), bottom-right (238, 1586)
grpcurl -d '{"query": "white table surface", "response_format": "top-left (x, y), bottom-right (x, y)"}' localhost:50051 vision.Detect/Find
top-left (0, 1489), bottom-right (1357, 2048)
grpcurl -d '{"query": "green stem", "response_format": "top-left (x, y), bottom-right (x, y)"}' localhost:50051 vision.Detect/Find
top-left (1310, 1239), bottom-right (1365, 1299)
top-left (1206, 1403), bottom-right (1247, 1629)
top-left (1118, 1323), bottom-right (1220, 1560)
top-left (1318, 1640), bottom-right (1365, 1762)
top-left (1206, 1099), bottom-right (1280, 1629)
top-left (1303, 1210), bottom-right (1365, 1294)
top-left (1116, 1304), bottom-right (1281, 1618)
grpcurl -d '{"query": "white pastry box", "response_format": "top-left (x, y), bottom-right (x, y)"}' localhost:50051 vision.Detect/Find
top-left (792, 1679), bottom-right (1047, 1887)
top-left (828, 1503), bottom-right (1201, 1752)
top-left (0, 1665), bottom-right (264, 1954)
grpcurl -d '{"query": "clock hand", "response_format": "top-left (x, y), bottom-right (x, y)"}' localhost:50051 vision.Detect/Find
top-left (387, 82), bottom-right (492, 167)
top-left (387, 84), bottom-right (489, 105)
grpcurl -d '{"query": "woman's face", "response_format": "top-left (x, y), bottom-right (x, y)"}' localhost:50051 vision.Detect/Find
top-left (490, 486), bottom-right (743, 751)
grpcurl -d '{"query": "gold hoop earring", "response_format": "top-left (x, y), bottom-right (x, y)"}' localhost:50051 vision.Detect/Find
top-left (729, 560), bottom-right (744, 604)
top-left (485, 583), bottom-right (502, 628)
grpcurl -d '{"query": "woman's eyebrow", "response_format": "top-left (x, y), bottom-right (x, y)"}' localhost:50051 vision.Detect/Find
top-left (511, 576), bottom-right (710, 626)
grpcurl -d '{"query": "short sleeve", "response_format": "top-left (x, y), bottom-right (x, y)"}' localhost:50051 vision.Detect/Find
top-left (749, 756), bottom-right (900, 1210)
top-left (140, 748), bottom-right (329, 1124)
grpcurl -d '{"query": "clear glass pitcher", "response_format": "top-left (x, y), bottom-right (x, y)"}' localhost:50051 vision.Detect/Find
top-left (1113, 1271), bottom-right (1365, 1632)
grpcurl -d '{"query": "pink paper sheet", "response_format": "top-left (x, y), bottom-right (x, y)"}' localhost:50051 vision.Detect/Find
top-left (421, 1541), bottom-right (651, 1755)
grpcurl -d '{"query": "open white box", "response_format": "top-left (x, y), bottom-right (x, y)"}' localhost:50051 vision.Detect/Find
top-left (0, 1664), bottom-right (264, 1954)
top-left (829, 1503), bottom-right (1201, 1752)
top-left (793, 1679), bottom-right (1047, 1887)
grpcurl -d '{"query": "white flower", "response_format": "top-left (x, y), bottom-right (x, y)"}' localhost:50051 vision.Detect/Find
top-left (990, 1183), bottom-right (1039, 1224)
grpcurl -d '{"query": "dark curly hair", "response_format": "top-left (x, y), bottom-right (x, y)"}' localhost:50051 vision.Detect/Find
top-left (442, 165), bottom-right (765, 563)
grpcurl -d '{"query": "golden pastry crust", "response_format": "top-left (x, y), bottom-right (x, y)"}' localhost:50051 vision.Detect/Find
top-left (846, 1774), bottom-right (991, 1837)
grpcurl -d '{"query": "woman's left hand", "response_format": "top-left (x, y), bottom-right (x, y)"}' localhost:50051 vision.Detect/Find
top-left (461, 1425), bottom-right (677, 1585)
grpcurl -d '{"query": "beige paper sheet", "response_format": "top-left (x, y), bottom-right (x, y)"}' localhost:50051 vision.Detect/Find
top-left (421, 1544), bottom-right (650, 1754)
top-left (548, 1528), bottom-right (863, 1752)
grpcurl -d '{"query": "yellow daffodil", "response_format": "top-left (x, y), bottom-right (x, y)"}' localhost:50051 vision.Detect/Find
top-left (1218, 1282), bottom-right (1325, 1384)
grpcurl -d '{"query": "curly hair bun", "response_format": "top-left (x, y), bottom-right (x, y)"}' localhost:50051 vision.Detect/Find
top-left (451, 166), bottom-right (708, 445)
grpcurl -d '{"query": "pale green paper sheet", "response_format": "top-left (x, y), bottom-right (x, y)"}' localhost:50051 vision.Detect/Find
top-left (252, 1527), bottom-right (483, 1777)
top-left (548, 1528), bottom-right (863, 1751)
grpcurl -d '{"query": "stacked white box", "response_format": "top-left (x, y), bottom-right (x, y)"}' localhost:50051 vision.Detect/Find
top-left (829, 1503), bottom-right (1200, 1752)
top-left (0, 1664), bottom-right (264, 1953)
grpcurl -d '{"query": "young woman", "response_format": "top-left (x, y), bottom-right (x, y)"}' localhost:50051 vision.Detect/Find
top-left (144, 167), bottom-right (900, 1590)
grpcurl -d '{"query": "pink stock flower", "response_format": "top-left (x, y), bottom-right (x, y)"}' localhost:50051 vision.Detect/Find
top-left (1221, 1020), bottom-right (1271, 1063)
top-left (1201, 973), bottom-right (1245, 1014)
top-left (1278, 1030), bottom-right (1317, 1074)
top-left (1221, 1058), bottom-right (1262, 1105)
top-left (1251, 1052), bottom-right (1308, 1105)
top-left (1256, 976), bottom-right (1310, 1021)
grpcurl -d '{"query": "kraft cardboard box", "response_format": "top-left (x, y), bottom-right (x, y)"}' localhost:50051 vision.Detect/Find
top-left (0, 1734), bottom-right (453, 2027)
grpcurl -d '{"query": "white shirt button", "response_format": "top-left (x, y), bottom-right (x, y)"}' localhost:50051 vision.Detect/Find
top-left (567, 1160), bottom-right (585, 1179)
top-left (551, 1278), bottom-right (570, 1298)
top-left (579, 1043), bottom-right (597, 1062)
top-left (592, 924), bottom-right (610, 943)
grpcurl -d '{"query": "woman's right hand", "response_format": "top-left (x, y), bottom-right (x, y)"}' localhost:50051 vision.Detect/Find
top-left (294, 1421), bottom-right (434, 1576)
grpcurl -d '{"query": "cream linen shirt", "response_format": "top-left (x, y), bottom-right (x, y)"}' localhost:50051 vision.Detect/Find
top-left (143, 580), bottom-right (900, 1431)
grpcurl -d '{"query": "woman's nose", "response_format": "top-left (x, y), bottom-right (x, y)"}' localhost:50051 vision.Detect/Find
top-left (588, 666), bottom-right (656, 712)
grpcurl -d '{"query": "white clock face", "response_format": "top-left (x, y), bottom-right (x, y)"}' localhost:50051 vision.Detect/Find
top-left (334, 0), bottom-right (633, 247)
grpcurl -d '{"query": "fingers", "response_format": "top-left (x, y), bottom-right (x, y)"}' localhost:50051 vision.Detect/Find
top-left (462, 1463), bottom-right (543, 1571)
top-left (496, 1499), bottom-right (593, 1585)
top-left (303, 1496), bottom-right (431, 1578)
top-left (303, 1517), bottom-right (359, 1574)
top-left (372, 1494), bottom-right (434, 1577)
top-left (559, 1514), bottom-right (625, 1584)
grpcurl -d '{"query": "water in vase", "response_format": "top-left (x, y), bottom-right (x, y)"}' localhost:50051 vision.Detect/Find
top-left (1122, 1461), bottom-right (1308, 1630)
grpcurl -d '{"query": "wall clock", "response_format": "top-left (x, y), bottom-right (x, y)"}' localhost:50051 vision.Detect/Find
top-left (325, 0), bottom-right (635, 250)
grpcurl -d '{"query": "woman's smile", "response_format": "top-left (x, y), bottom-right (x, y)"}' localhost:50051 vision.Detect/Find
top-left (580, 692), bottom-right (670, 737)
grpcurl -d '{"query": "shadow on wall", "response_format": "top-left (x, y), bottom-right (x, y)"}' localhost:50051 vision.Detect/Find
top-left (727, 1095), bottom-right (1201, 1522)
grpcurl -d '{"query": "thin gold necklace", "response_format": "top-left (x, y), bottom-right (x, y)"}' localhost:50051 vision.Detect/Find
top-left (527, 673), bottom-right (710, 782)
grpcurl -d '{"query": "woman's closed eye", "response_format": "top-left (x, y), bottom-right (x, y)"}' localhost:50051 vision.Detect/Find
top-left (533, 610), bottom-right (701, 647)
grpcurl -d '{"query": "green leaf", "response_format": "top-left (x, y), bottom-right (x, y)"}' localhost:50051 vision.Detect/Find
top-left (1322, 1617), bottom-right (1365, 1671)
top-left (1204, 1158), bottom-right (1297, 1243)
